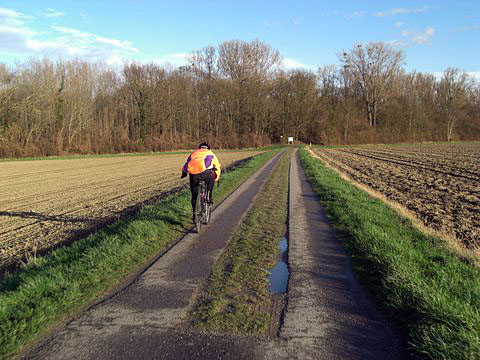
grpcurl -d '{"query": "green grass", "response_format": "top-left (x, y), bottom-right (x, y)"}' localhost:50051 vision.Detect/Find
top-left (0, 149), bottom-right (280, 358)
top-left (190, 150), bottom-right (291, 335)
top-left (299, 147), bottom-right (480, 360)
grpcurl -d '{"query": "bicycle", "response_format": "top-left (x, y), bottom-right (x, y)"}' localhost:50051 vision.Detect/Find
top-left (194, 179), bottom-right (211, 233)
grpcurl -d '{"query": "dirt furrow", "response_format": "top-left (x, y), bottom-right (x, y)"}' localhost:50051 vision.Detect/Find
top-left (0, 151), bottom-right (263, 270)
top-left (313, 144), bottom-right (480, 249)
top-left (340, 149), bottom-right (479, 180)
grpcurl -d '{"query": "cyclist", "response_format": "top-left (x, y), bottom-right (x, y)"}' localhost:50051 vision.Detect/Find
top-left (181, 143), bottom-right (221, 223)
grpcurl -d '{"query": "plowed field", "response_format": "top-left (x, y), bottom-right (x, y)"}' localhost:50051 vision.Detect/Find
top-left (0, 151), bottom-right (263, 269)
top-left (312, 143), bottom-right (480, 249)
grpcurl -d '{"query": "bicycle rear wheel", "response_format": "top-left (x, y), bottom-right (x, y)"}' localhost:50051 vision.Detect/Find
top-left (203, 190), bottom-right (211, 224)
top-left (194, 188), bottom-right (202, 233)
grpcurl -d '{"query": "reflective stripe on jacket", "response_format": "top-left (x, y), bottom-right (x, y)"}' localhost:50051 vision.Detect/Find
top-left (182, 148), bottom-right (221, 180)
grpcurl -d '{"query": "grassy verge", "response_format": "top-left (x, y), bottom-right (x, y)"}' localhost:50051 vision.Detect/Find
top-left (299, 147), bottom-right (480, 359)
top-left (190, 150), bottom-right (290, 335)
top-left (0, 149), bottom-right (280, 358)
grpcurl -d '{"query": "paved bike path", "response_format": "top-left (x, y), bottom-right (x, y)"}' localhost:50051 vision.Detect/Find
top-left (25, 149), bottom-right (407, 359)
top-left (24, 152), bottom-right (284, 360)
top-left (265, 149), bottom-right (406, 359)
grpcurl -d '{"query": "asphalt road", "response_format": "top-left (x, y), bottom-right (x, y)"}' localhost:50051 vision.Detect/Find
top-left (23, 149), bottom-right (407, 360)
top-left (23, 152), bottom-right (283, 360)
top-left (266, 150), bottom-right (407, 359)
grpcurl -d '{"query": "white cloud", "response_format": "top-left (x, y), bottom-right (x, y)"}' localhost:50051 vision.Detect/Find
top-left (0, 7), bottom-right (30, 22)
top-left (386, 39), bottom-right (409, 47)
top-left (395, 21), bottom-right (403, 28)
top-left (264, 20), bottom-right (281, 28)
top-left (0, 7), bottom-right (33, 32)
top-left (0, 7), bottom-right (38, 52)
top-left (51, 26), bottom-right (139, 53)
top-left (0, 6), bottom-right (140, 66)
top-left (467, 71), bottom-right (480, 81)
top-left (292, 17), bottom-right (301, 26)
top-left (412, 27), bottom-right (435, 44)
top-left (40, 8), bottom-right (65, 18)
top-left (375, 6), bottom-right (432, 17)
top-left (319, 10), bottom-right (339, 17)
top-left (147, 53), bottom-right (189, 67)
top-left (25, 38), bottom-right (84, 56)
top-left (43, 26), bottom-right (140, 63)
top-left (346, 11), bottom-right (364, 20)
top-left (52, 25), bottom-right (90, 38)
top-left (0, 23), bottom-right (36, 36)
top-left (283, 58), bottom-right (315, 70)
top-left (433, 71), bottom-right (480, 82)
top-left (95, 36), bottom-right (138, 52)
top-left (401, 27), bottom-right (435, 45)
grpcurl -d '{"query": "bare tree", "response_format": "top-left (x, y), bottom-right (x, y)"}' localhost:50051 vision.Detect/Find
top-left (0, 64), bottom-right (15, 140)
top-left (436, 68), bottom-right (473, 141)
top-left (3, 39), bottom-right (480, 157)
top-left (188, 45), bottom-right (219, 80)
top-left (216, 39), bottom-right (282, 136)
top-left (340, 42), bottom-right (405, 127)
top-left (218, 39), bottom-right (281, 81)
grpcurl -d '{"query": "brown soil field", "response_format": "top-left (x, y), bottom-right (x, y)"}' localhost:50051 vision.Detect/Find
top-left (312, 143), bottom-right (480, 249)
top-left (0, 151), bottom-right (263, 269)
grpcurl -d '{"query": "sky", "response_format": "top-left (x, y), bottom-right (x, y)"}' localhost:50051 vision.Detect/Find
top-left (1, 1), bottom-right (479, 79)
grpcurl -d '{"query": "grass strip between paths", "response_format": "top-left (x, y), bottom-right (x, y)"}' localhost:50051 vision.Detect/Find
top-left (190, 150), bottom-right (291, 335)
top-left (299, 147), bottom-right (480, 360)
top-left (0, 149), bottom-right (280, 358)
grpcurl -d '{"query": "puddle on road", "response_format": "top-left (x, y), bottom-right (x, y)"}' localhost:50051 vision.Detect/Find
top-left (268, 237), bottom-right (289, 294)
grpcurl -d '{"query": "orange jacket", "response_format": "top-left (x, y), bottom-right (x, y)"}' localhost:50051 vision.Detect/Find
top-left (182, 148), bottom-right (221, 181)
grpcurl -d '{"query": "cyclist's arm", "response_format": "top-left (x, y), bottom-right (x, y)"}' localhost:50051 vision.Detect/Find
top-left (181, 155), bottom-right (192, 175)
top-left (212, 156), bottom-right (221, 181)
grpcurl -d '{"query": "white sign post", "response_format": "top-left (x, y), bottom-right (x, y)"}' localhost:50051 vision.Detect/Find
top-left (288, 137), bottom-right (294, 144)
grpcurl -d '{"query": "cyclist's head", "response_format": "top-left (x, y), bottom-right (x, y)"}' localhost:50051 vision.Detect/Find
top-left (198, 142), bottom-right (210, 150)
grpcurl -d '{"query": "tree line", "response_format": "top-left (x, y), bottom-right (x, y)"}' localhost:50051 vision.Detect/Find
top-left (0, 39), bottom-right (478, 157)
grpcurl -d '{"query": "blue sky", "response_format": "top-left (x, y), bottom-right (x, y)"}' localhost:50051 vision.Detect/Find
top-left (1, 1), bottom-right (479, 78)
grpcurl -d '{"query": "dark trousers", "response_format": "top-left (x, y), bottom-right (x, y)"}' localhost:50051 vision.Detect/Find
top-left (189, 170), bottom-right (215, 212)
